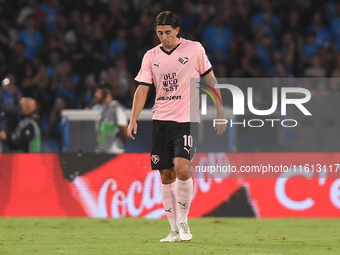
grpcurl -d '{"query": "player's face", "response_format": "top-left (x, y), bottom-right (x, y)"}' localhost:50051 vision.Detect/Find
top-left (155, 25), bottom-right (180, 50)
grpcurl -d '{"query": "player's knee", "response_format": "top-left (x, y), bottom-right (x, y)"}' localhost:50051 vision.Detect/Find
top-left (176, 165), bottom-right (191, 180)
top-left (159, 169), bottom-right (176, 184)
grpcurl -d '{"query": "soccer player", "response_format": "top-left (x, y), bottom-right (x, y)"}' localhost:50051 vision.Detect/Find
top-left (127, 11), bottom-right (227, 242)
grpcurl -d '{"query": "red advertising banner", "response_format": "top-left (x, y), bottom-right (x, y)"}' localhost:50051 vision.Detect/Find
top-left (0, 153), bottom-right (339, 217)
top-left (0, 154), bottom-right (86, 216)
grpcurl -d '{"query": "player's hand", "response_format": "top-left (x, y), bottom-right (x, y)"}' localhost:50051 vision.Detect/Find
top-left (127, 120), bottom-right (138, 140)
top-left (215, 110), bottom-right (227, 136)
top-left (0, 131), bottom-right (7, 141)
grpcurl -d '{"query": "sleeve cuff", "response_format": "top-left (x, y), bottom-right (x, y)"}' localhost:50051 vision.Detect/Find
top-left (201, 67), bottom-right (213, 77)
top-left (134, 80), bottom-right (153, 87)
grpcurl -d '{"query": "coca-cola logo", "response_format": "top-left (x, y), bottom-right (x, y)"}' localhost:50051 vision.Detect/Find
top-left (73, 171), bottom-right (164, 218)
top-left (71, 153), bottom-right (235, 218)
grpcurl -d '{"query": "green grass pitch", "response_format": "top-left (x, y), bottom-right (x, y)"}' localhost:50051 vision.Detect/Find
top-left (0, 217), bottom-right (339, 254)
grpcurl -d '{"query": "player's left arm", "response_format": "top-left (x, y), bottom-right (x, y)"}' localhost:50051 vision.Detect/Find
top-left (203, 70), bottom-right (227, 136)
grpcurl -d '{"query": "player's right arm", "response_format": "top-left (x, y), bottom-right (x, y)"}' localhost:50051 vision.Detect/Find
top-left (127, 85), bottom-right (149, 140)
top-left (128, 50), bottom-right (153, 139)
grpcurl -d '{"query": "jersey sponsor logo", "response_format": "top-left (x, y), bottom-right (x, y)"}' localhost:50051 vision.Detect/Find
top-left (184, 147), bottom-right (190, 154)
top-left (151, 154), bottom-right (160, 164)
top-left (156, 95), bottom-right (181, 101)
top-left (153, 62), bottom-right (160, 68)
top-left (163, 72), bottom-right (178, 92)
top-left (178, 57), bottom-right (189, 65)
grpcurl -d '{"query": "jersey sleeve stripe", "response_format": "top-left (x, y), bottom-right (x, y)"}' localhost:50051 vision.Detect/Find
top-left (201, 67), bottom-right (213, 77)
top-left (134, 80), bottom-right (153, 87)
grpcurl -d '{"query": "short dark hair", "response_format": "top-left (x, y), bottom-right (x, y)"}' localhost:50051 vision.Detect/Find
top-left (154, 11), bottom-right (179, 29)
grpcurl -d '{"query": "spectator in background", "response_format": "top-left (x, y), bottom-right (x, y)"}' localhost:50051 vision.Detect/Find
top-left (52, 59), bottom-right (79, 106)
top-left (0, 50), bottom-right (8, 82)
top-left (40, 34), bottom-right (66, 64)
top-left (125, 25), bottom-right (151, 76)
top-left (79, 73), bottom-right (96, 109)
top-left (46, 50), bottom-right (62, 79)
top-left (193, 2), bottom-right (213, 39)
top-left (280, 32), bottom-right (297, 73)
top-left (303, 32), bottom-right (318, 62)
top-left (307, 11), bottom-right (331, 49)
top-left (0, 74), bottom-right (22, 132)
top-left (80, 0), bottom-right (104, 21)
top-left (330, 52), bottom-right (340, 94)
top-left (214, 61), bottom-right (229, 78)
top-left (56, 12), bottom-right (69, 35)
top-left (37, 0), bottom-right (62, 31)
top-left (239, 41), bottom-right (262, 77)
top-left (17, 0), bottom-right (39, 28)
top-left (268, 50), bottom-right (292, 77)
top-left (202, 14), bottom-right (234, 65)
top-left (257, 34), bottom-right (274, 75)
top-left (21, 62), bottom-right (48, 105)
top-left (331, 52), bottom-right (340, 78)
top-left (274, 62), bottom-right (293, 78)
top-left (94, 82), bottom-right (128, 154)
top-left (139, 12), bottom-right (154, 47)
top-left (0, 97), bottom-right (41, 152)
top-left (91, 21), bottom-right (108, 74)
top-left (180, 0), bottom-right (201, 38)
top-left (49, 59), bottom-right (79, 136)
top-left (106, 0), bottom-right (130, 42)
top-left (96, 11), bottom-right (109, 30)
top-left (68, 8), bottom-right (82, 36)
top-left (109, 29), bottom-right (127, 59)
top-left (107, 57), bottom-right (133, 107)
top-left (223, 0), bottom-right (250, 41)
top-left (330, 3), bottom-right (340, 50)
top-left (317, 47), bottom-right (333, 75)
top-left (251, 0), bottom-right (280, 43)
top-left (0, 0), bottom-right (17, 24)
top-left (17, 15), bottom-right (44, 62)
top-left (9, 41), bottom-right (33, 90)
top-left (304, 55), bottom-right (326, 78)
top-left (77, 20), bottom-right (107, 80)
top-left (0, 17), bottom-right (11, 61)
top-left (283, 9), bottom-right (304, 37)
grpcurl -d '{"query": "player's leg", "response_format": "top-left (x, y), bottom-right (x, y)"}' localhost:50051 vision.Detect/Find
top-left (151, 121), bottom-right (180, 243)
top-left (174, 157), bottom-right (193, 241)
top-left (159, 168), bottom-right (180, 243)
top-left (172, 122), bottom-right (197, 241)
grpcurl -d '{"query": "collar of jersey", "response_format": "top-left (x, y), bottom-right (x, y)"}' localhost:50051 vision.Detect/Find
top-left (160, 37), bottom-right (182, 55)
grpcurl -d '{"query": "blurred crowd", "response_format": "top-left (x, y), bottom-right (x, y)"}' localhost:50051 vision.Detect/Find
top-left (0, 0), bottom-right (340, 138)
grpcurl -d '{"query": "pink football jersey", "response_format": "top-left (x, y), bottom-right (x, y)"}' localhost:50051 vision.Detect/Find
top-left (135, 38), bottom-right (212, 123)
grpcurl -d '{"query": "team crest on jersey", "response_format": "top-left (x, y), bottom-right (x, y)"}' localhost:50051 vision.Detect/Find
top-left (178, 57), bottom-right (189, 65)
top-left (151, 155), bottom-right (160, 164)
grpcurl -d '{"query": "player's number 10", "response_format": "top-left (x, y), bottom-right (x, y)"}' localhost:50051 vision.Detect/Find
top-left (183, 135), bottom-right (193, 147)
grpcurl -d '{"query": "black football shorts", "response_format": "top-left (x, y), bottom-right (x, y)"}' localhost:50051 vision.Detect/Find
top-left (151, 120), bottom-right (198, 170)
